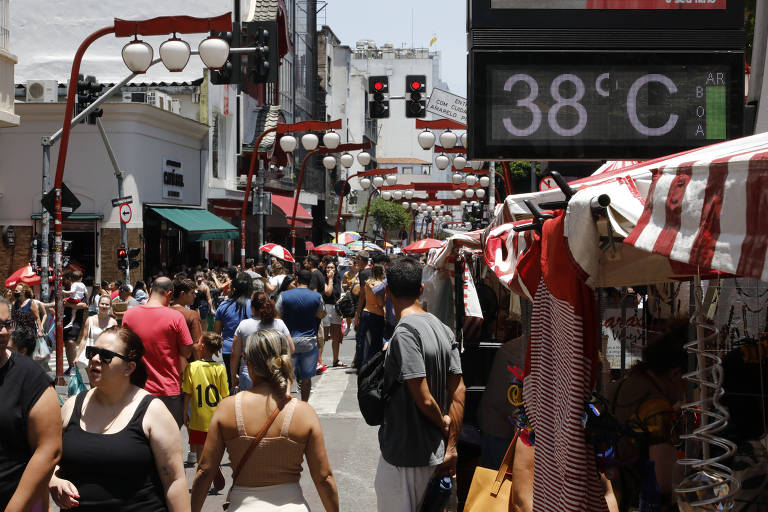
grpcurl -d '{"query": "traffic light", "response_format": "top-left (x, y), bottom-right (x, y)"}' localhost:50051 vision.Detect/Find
top-left (405, 75), bottom-right (426, 118)
top-left (127, 248), bottom-right (141, 269)
top-left (74, 74), bottom-right (103, 125)
top-left (210, 25), bottom-right (241, 85)
top-left (117, 246), bottom-right (128, 270)
top-left (368, 76), bottom-right (389, 119)
top-left (244, 21), bottom-right (278, 84)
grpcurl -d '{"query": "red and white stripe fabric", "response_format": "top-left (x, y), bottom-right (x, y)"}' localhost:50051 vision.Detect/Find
top-left (589, 160), bottom-right (641, 176)
top-left (624, 146), bottom-right (768, 281)
top-left (521, 213), bottom-right (607, 512)
top-left (483, 221), bottom-right (537, 300)
top-left (461, 261), bottom-right (484, 343)
top-left (259, 243), bottom-right (295, 263)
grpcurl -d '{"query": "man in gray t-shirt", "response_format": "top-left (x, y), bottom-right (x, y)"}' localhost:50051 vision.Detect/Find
top-left (374, 257), bottom-right (464, 512)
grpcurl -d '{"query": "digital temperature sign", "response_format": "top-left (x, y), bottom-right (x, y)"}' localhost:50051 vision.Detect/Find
top-left (469, 52), bottom-right (743, 160)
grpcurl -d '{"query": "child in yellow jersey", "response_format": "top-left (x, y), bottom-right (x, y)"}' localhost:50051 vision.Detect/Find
top-left (183, 332), bottom-right (229, 490)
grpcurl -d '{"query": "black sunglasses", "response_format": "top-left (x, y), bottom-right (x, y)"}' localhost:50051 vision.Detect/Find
top-left (0, 319), bottom-right (15, 332)
top-left (85, 346), bottom-right (131, 365)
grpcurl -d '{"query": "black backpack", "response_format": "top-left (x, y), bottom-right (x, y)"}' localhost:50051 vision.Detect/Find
top-left (335, 292), bottom-right (356, 318)
top-left (357, 348), bottom-right (398, 426)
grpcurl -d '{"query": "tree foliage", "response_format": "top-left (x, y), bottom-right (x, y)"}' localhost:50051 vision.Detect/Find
top-left (366, 198), bottom-right (412, 234)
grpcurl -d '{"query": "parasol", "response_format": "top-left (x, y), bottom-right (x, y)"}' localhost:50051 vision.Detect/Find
top-left (259, 243), bottom-right (295, 263)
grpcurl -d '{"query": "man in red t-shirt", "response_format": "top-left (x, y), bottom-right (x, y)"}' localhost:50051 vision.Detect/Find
top-left (122, 277), bottom-right (193, 427)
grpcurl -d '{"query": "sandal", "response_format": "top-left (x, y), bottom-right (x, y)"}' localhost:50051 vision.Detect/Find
top-left (333, 361), bottom-right (348, 367)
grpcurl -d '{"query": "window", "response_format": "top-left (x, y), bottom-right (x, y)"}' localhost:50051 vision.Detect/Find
top-left (0, 0), bottom-right (8, 50)
top-left (402, 166), bottom-right (413, 175)
top-left (422, 165), bottom-right (431, 175)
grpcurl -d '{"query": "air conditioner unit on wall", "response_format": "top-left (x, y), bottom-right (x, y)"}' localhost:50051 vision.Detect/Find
top-left (26, 80), bottom-right (58, 103)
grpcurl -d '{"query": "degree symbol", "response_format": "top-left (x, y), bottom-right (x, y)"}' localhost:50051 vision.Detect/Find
top-left (596, 73), bottom-right (610, 98)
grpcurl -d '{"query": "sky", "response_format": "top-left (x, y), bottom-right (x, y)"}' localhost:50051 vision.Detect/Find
top-left (320, 0), bottom-right (468, 97)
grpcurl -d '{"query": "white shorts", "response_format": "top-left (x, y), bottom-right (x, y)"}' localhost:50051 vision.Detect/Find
top-left (323, 303), bottom-right (342, 326)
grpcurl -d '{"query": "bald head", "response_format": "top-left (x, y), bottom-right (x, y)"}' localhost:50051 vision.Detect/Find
top-left (150, 277), bottom-right (174, 296)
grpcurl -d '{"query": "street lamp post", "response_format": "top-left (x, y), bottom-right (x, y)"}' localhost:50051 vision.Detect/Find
top-left (50, 13), bottom-right (232, 384)
top-left (334, 168), bottom-right (397, 242)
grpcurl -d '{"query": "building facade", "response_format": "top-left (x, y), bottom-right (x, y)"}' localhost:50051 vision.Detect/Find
top-left (0, 0), bottom-right (19, 127)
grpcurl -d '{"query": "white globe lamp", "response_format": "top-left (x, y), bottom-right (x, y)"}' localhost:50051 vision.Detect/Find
top-left (411, 202), bottom-right (419, 210)
top-left (381, 191), bottom-right (392, 201)
top-left (418, 130), bottom-right (436, 150)
top-left (479, 176), bottom-right (490, 187)
top-left (322, 155), bottom-right (337, 170)
top-left (122, 38), bottom-right (154, 73)
top-left (452, 173), bottom-right (463, 185)
top-left (460, 132), bottom-right (468, 148)
top-left (465, 188), bottom-right (475, 199)
top-left (279, 135), bottom-right (298, 153)
top-left (476, 188), bottom-right (486, 199)
top-left (360, 178), bottom-right (371, 190)
top-left (439, 131), bottom-right (457, 149)
top-left (301, 133), bottom-right (319, 151)
top-left (357, 152), bottom-right (371, 166)
top-left (198, 36), bottom-right (230, 69)
top-left (460, 200), bottom-right (468, 207)
top-left (465, 175), bottom-right (478, 186)
top-left (393, 190), bottom-right (403, 200)
top-left (435, 155), bottom-right (450, 170)
top-left (453, 155), bottom-right (467, 170)
top-left (372, 176), bottom-right (384, 188)
top-left (470, 160), bottom-right (484, 171)
top-left (402, 201), bottom-right (410, 209)
top-left (159, 36), bottom-right (191, 72)
top-left (404, 190), bottom-right (414, 200)
top-left (323, 131), bottom-right (340, 150)
top-left (340, 153), bottom-right (354, 168)
top-left (385, 174), bottom-right (398, 186)
top-left (453, 189), bottom-right (464, 199)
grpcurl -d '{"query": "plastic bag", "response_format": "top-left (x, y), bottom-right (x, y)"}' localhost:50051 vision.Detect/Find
top-left (67, 369), bottom-right (88, 397)
top-left (33, 336), bottom-right (51, 362)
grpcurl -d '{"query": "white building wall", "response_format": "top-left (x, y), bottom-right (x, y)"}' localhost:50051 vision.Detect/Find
top-left (0, 103), bottom-right (209, 228)
top-left (0, 0), bottom-right (19, 127)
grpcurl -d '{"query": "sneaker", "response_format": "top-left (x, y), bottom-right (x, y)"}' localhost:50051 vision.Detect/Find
top-left (186, 451), bottom-right (197, 465)
top-left (316, 364), bottom-right (327, 374)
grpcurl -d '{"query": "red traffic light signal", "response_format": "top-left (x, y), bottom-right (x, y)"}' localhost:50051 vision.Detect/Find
top-left (117, 247), bottom-right (127, 258)
top-left (373, 81), bottom-right (384, 91)
top-left (410, 80), bottom-right (423, 92)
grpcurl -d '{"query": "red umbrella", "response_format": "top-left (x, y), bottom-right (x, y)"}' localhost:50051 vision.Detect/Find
top-left (259, 243), bottom-right (295, 263)
top-left (312, 244), bottom-right (347, 256)
top-left (4, 264), bottom-right (41, 288)
top-left (403, 238), bottom-right (444, 255)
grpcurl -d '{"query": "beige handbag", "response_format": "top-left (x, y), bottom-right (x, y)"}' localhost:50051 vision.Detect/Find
top-left (464, 432), bottom-right (518, 512)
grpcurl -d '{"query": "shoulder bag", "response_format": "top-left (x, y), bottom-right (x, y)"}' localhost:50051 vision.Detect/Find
top-left (223, 397), bottom-right (292, 510)
top-left (465, 431), bottom-right (519, 512)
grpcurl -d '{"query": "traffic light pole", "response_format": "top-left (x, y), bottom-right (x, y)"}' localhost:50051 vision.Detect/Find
top-left (95, 117), bottom-right (130, 283)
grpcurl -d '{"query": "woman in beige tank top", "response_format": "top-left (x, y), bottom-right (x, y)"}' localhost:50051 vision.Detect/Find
top-left (191, 329), bottom-right (339, 512)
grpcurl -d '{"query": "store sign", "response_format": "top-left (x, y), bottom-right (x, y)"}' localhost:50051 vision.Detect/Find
top-left (162, 157), bottom-right (184, 201)
top-left (470, 51), bottom-right (743, 159)
top-left (602, 307), bottom-right (644, 369)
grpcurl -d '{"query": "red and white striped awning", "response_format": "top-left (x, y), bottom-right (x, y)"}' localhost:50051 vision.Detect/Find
top-left (489, 132), bottom-right (768, 286)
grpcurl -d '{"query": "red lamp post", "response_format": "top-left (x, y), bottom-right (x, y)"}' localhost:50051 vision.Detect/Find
top-left (50, 13), bottom-right (231, 384)
top-left (334, 168), bottom-right (397, 242)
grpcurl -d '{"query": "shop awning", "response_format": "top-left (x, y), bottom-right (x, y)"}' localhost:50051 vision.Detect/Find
top-left (150, 207), bottom-right (239, 242)
top-left (271, 194), bottom-right (312, 222)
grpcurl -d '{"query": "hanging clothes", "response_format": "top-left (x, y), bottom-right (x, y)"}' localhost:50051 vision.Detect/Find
top-left (519, 212), bottom-right (608, 512)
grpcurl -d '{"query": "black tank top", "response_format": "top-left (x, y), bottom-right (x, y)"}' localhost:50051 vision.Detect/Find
top-left (60, 392), bottom-right (168, 511)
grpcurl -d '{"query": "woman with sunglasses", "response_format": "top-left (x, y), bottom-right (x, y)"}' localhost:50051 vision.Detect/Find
top-left (49, 327), bottom-right (190, 511)
top-left (73, 295), bottom-right (117, 371)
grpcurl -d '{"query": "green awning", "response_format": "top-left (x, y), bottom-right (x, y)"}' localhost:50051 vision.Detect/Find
top-left (150, 207), bottom-right (238, 242)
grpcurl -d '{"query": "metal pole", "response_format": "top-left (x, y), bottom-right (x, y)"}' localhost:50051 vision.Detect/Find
top-left (257, 158), bottom-right (265, 261)
top-left (40, 140), bottom-right (52, 301)
top-left (488, 166), bottom-right (496, 219)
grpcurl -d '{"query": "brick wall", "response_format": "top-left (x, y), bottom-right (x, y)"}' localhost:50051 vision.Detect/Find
top-left (100, 227), bottom-right (143, 284)
top-left (0, 225), bottom-right (32, 291)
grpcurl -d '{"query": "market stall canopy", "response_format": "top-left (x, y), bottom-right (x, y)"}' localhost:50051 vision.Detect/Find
top-left (347, 241), bottom-right (383, 253)
top-left (149, 207), bottom-right (238, 242)
top-left (489, 132), bottom-right (768, 288)
top-left (5, 264), bottom-right (42, 288)
top-left (403, 238), bottom-right (444, 254)
top-left (260, 243), bottom-right (295, 263)
top-left (312, 243), bottom-right (349, 256)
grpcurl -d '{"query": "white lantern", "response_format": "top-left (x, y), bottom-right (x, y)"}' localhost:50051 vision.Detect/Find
top-left (476, 188), bottom-right (486, 199)
top-left (426, 205), bottom-right (434, 213)
top-left (418, 130), bottom-right (436, 150)
top-left (322, 155), bottom-right (337, 170)
top-left (470, 160), bottom-right (484, 171)
top-left (357, 151), bottom-right (371, 166)
top-left (461, 132), bottom-right (468, 148)
top-left (465, 188), bottom-right (475, 199)
top-left (381, 191), bottom-right (392, 201)
top-left (122, 38), bottom-right (154, 73)
top-left (386, 174), bottom-right (398, 186)
top-left (372, 176), bottom-right (384, 188)
top-left (465, 175), bottom-right (478, 186)
top-left (402, 201), bottom-right (410, 209)
top-left (419, 203), bottom-right (427, 210)
top-left (452, 173), bottom-right (463, 185)
top-left (279, 135), bottom-right (298, 153)
top-left (360, 178), bottom-right (372, 190)
top-left (340, 153), bottom-right (354, 168)
top-left (393, 190), bottom-right (403, 200)
top-left (435, 155), bottom-right (450, 170)
top-left (439, 131), bottom-right (457, 149)
top-left (159, 36), bottom-right (191, 72)
top-left (453, 189), bottom-right (464, 199)
top-left (323, 131), bottom-right (340, 150)
top-left (479, 176), bottom-right (490, 187)
top-left (411, 202), bottom-right (419, 210)
top-left (198, 36), bottom-right (230, 70)
top-left (301, 133), bottom-right (319, 151)
top-left (444, 215), bottom-right (452, 222)
top-left (460, 200), bottom-right (468, 207)
top-left (404, 190), bottom-right (414, 200)
top-left (453, 155), bottom-right (467, 170)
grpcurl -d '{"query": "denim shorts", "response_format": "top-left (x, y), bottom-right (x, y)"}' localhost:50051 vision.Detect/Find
top-left (292, 344), bottom-right (318, 381)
